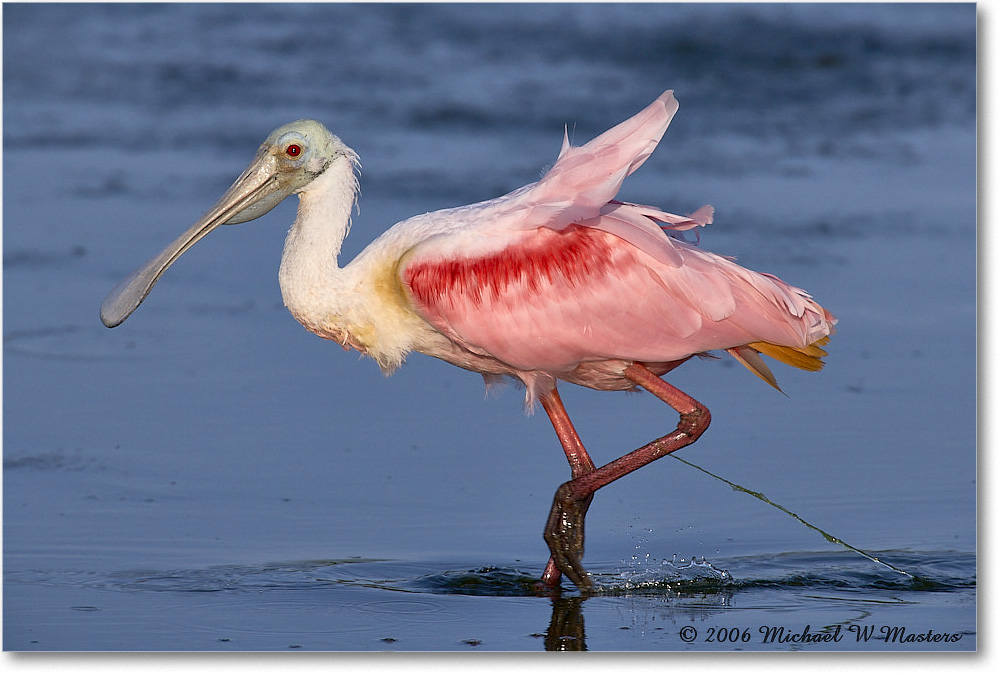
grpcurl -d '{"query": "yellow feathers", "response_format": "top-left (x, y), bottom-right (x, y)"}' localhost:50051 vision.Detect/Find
top-left (751, 336), bottom-right (831, 371)
top-left (729, 336), bottom-right (831, 392)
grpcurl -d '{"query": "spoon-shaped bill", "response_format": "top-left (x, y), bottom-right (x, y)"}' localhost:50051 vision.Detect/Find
top-left (100, 218), bottom-right (222, 328)
top-left (100, 149), bottom-right (285, 328)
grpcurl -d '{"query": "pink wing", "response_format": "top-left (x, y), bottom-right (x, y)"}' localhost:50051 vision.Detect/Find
top-left (399, 91), bottom-right (834, 378)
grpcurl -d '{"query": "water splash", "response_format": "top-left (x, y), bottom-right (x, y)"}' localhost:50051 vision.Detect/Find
top-left (589, 552), bottom-right (736, 597)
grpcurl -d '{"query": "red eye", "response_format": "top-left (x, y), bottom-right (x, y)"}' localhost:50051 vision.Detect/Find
top-left (286, 144), bottom-right (301, 157)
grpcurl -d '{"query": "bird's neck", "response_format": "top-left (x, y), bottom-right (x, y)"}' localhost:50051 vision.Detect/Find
top-left (278, 152), bottom-right (360, 339)
top-left (278, 150), bottom-right (431, 373)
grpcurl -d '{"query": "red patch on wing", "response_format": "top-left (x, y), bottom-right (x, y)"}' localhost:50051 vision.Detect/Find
top-left (405, 225), bottom-right (615, 308)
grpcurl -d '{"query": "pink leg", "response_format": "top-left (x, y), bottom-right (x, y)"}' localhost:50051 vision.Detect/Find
top-left (538, 388), bottom-right (595, 589)
top-left (540, 363), bottom-right (711, 592)
top-left (540, 388), bottom-right (596, 478)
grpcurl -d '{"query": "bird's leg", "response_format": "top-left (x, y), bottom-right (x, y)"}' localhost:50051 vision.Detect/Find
top-left (538, 388), bottom-right (595, 591)
top-left (542, 363), bottom-right (712, 592)
top-left (540, 388), bottom-right (596, 477)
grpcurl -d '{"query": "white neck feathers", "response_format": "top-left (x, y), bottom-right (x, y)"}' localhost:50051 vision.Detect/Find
top-left (278, 153), bottom-right (359, 323)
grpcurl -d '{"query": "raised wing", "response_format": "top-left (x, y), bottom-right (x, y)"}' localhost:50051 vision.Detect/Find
top-left (396, 91), bottom-right (834, 382)
top-left (380, 91), bottom-right (700, 262)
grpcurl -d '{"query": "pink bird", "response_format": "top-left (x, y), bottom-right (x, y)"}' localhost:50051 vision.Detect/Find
top-left (102, 91), bottom-right (835, 592)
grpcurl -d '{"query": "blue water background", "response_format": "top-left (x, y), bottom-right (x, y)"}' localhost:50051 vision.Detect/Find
top-left (3, 2), bottom-right (976, 651)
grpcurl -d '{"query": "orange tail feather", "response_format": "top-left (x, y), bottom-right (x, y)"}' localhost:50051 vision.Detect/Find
top-left (748, 336), bottom-right (831, 372)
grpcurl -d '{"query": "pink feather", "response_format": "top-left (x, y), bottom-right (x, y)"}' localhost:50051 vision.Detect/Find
top-left (399, 90), bottom-right (835, 399)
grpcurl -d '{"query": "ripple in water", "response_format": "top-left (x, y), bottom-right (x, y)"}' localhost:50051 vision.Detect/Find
top-left (6, 550), bottom-right (974, 602)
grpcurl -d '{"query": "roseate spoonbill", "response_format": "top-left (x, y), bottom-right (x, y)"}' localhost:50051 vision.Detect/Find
top-left (101, 91), bottom-right (835, 592)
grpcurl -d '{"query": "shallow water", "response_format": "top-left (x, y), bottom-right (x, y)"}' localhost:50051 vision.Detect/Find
top-left (3, 3), bottom-right (976, 651)
top-left (2, 550), bottom-right (976, 651)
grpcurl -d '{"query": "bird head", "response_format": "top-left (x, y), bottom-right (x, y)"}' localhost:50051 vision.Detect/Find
top-left (100, 119), bottom-right (347, 328)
